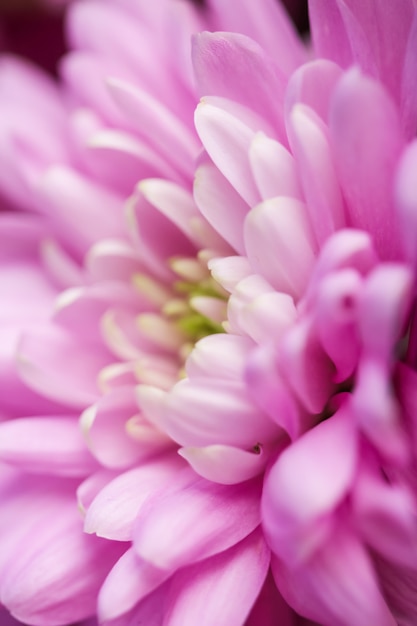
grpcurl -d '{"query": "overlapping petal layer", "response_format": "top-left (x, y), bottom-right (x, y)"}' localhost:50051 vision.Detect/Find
top-left (1, 1), bottom-right (417, 626)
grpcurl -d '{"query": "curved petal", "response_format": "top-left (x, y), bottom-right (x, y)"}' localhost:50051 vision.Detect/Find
top-left (288, 104), bottom-right (345, 246)
top-left (163, 528), bottom-right (270, 626)
top-left (329, 69), bottom-right (404, 260)
top-left (17, 326), bottom-right (111, 410)
top-left (179, 444), bottom-right (269, 485)
top-left (271, 525), bottom-right (396, 626)
top-left (98, 548), bottom-right (170, 622)
top-left (133, 468), bottom-right (262, 571)
top-left (244, 197), bottom-right (317, 300)
top-left (192, 31), bottom-right (286, 141)
top-left (0, 417), bottom-right (97, 477)
top-left (84, 452), bottom-right (184, 540)
top-left (262, 404), bottom-right (358, 565)
top-left (249, 133), bottom-right (302, 201)
top-left (208, 0), bottom-right (305, 75)
top-left (139, 378), bottom-right (278, 449)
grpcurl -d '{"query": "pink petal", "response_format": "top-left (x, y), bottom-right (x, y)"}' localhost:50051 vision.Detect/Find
top-left (226, 273), bottom-right (276, 336)
top-left (37, 166), bottom-right (125, 258)
top-left (335, 0), bottom-right (415, 106)
top-left (138, 179), bottom-right (199, 245)
top-left (163, 528), bottom-right (270, 626)
top-left (100, 582), bottom-right (167, 626)
top-left (178, 444), bottom-right (268, 485)
top-left (127, 186), bottom-right (196, 283)
top-left (68, 0), bottom-right (171, 103)
top-left (249, 133), bottom-right (303, 201)
top-left (194, 100), bottom-right (261, 207)
top-left (376, 558), bottom-right (417, 625)
top-left (241, 292), bottom-right (296, 344)
top-left (0, 417), bottom-right (96, 477)
top-left (0, 213), bottom-right (49, 262)
top-left (81, 387), bottom-right (170, 470)
top-left (70, 101), bottom-right (179, 192)
top-left (77, 469), bottom-right (118, 515)
top-left (185, 334), bottom-right (254, 381)
top-left (395, 140), bottom-right (417, 269)
top-left (329, 69), bottom-right (404, 260)
top-left (0, 56), bottom-right (65, 124)
top-left (61, 52), bottom-right (130, 129)
top-left (139, 378), bottom-right (277, 449)
top-left (53, 282), bottom-right (141, 343)
top-left (108, 78), bottom-right (198, 178)
top-left (86, 239), bottom-right (142, 283)
top-left (40, 238), bottom-right (86, 288)
top-left (133, 468), bottom-right (262, 571)
top-left (85, 452), bottom-right (184, 540)
top-left (262, 403), bottom-right (358, 565)
top-left (353, 460), bottom-right (417, 568)
top-left (315, 268), bottom-right (362, 382)
top-left (302, 229), bottom-right (378, 310)
top-left (271, 524), bottom-right (396, 626)
top-left (278, 319), bottom-right (335, 414)
top-left (288, 104), bottom-right (345, 246)
top-left (246, 344), bottom-right (301, 439)
top-left (194, 158), bottom-right (249, 254)
top-left (17, 325), bottom-right (111, 409)
top-left (357, 264), bottom-right (412, 362)
top-left (208, 0), bottom-right (305, 75)
top-left (192, 32), bottom-right (286, 141)
top-left (285, 59), bottom-right (343, 123)
top-left (98, 548), bottom-right (169, 622)
top-left (401, 12), bottom-right (417, 139)
top-left (244, 197), bottom-right (317, 299)
top-left (1, 501), bottom-right (126, 626)
top-left (208, 255), bottom-right (252, 293)
top-left (308, 0), bottom-right (352, 69)
top-left (353, 358), bottom-right (409, 465)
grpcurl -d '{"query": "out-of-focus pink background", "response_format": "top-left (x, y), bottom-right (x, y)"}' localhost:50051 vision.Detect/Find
top-left (0, 0), bottom-right (308, 76)
top-left (0, 1), bottom-right (66, 74)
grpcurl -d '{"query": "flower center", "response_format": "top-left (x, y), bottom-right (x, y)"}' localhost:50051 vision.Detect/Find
top-left (134, 254), bottom-right (227, 366)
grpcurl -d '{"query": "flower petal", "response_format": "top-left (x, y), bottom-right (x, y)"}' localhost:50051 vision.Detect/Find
top-left (139, 378), bottom-right (277, 449)
top-left (249, 133), bottom-right (302, 201)
top-left (17, 326), bottom-right (111, 409)
top-left (193, 31), bottom-right (286, 141)
top-left (208, 0), bottom-right (305, 75)
top-left (262, 403), bottom-right (358, 565)
top-left (329, 69), bottom-right (404, 260)
top-left (133, 468), bottom-right (261, 571)
top-left (244, 197), bottom-right (317, 299)
top-left (288, 104), bottom-right (345, 246)
top-left (194, 158), bottom-right (248, 254)
top-left (271, 525), bottom-right (396, 626)
top-left (195, 100), bottom-right (261, 207)
top-left (84, 452), bottom-right (184, 540)
top-left (98, 548), bottom-right (169, 622)
top-left (0, 417), bottom-right (96, 477)
top-left (178, 444), bottom-right (268, 485)
top-left (163, 528), bottom-right (270, 626)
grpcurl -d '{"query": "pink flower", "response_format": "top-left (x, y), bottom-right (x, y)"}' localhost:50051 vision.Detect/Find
top-left (139, 2), bottom-right (417, 625)
top-left (0, 1), bottom-right (416, 626)
top-left (0, 1), bottom-right (309, 625)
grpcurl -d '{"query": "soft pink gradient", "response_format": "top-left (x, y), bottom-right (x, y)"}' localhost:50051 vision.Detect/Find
top-left (144, 3), bottom-right (417, 625)
top-left (0, 1), bottom-right (417, 626)
top-left (0, 1), bottom-right (307, 625)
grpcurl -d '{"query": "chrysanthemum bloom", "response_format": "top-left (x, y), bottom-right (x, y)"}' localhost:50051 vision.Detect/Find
top-left (0, 1), bottom-right (315, 625)
top-left (1, 1), bottom-right (416, 626)
top-left (138, 2), bottom-right (417, 626)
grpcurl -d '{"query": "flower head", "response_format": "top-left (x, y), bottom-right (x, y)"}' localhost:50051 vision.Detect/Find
top-left (1, 1), bottom-right (417, 626)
